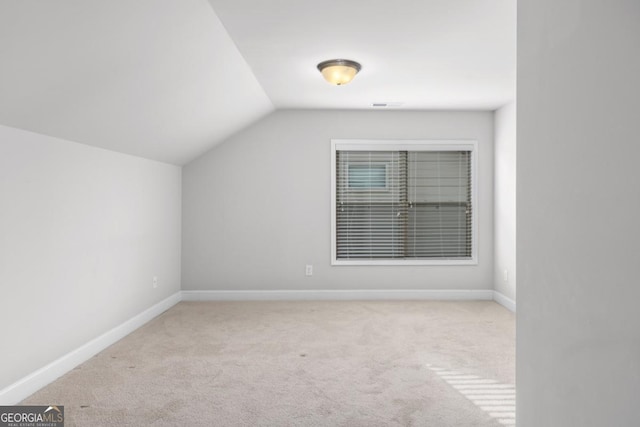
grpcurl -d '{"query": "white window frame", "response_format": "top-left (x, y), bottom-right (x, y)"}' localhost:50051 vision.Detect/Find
top-left (331, 139), bottom-right (479, 266)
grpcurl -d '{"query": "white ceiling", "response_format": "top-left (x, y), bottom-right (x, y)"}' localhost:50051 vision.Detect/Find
top-left (0, 0), bottom-right (273, 165)
top-left (209, 0), bottom-right (516, 110)
top-left (0, 0), bottom-right (515, 165)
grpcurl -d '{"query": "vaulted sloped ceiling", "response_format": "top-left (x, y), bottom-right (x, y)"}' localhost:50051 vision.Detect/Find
top-left (0, 0), bottom-right (273, 165)
top-left (0, 0), bottom-right (515, 165)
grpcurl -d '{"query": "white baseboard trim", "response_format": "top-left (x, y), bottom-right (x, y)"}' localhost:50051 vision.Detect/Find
top-left (493, 291), bottom-right (516, 312)
top-left (0, 292), bottom-right (182, 405)
top-left (181, 289), bottom-right (495, 301)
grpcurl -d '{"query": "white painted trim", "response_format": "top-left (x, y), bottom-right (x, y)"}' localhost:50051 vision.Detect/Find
top-left (332, 139), bottom-right (478, 152)
top-left (332, 259), bottom-right (478, 266)
top-left (331, 139), bottom-right (337, 263)
top-left (181, 289), bottom-right (494, 301)
top-left (493, 291), bottom-right (516, 312)
top-left (0, 292), bottom-right (182, 405)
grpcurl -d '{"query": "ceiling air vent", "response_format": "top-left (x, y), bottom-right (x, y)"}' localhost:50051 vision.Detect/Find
top-left (371, 102), bottom-right (404, 108)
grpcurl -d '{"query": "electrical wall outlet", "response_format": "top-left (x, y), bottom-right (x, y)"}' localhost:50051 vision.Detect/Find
top-left (503, 270), bottom-right (509, 282)
top-left (305, 265), bottom-right (313, 276)
top-left (153, 276), bottom-right (158, 288)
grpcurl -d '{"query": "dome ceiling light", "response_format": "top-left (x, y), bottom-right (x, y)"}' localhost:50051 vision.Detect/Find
top-left (317, 59), bottom-right (361, 85)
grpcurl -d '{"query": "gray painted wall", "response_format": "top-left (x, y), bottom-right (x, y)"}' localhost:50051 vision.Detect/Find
top-left (494, 102), bottom-right (516, 301)
top-left (0, 125), bottom-right (182, 390)
top-left (517, 1), bottom-right (640, 425)
top-left (182, 109), bottom-right (494, 291)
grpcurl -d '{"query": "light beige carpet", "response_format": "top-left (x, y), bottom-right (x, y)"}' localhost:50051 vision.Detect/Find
top-left (22, 300), bottom-right (515, 426)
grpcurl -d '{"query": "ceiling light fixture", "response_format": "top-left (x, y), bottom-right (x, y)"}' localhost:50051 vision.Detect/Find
top-left (317, 59), bottom-right (361, 85)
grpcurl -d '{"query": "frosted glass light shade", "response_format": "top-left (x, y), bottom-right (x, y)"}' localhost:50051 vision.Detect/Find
top-left (317, 59), bottom-right (361, 85)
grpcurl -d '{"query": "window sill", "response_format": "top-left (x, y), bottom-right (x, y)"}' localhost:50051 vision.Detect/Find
top-left (331, 259), bottom-right (478, 266)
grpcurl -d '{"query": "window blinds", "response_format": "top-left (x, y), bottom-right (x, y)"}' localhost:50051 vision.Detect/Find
top-left (335, 149), bottom-right (472, 260)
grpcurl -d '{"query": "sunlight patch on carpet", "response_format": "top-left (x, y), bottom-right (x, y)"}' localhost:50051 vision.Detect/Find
top-left (427, 364), bottom-right (516, 426)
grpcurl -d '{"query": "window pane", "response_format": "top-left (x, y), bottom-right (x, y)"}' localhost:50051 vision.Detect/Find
top-left (337, 151), bottom-right (406, 260)
top-left (348, 164), bottom-right (386, 188)
top-left (406, 204), bottom-right (471, 258)
top-left (336, 203), bottom-right (406, 258)
top-left (406, 151), bottom-right (472, 258)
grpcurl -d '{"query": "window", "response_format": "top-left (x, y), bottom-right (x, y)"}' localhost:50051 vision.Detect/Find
top-left (347, 163), bottom-right (388, 189)
top-left (331, 140), bottom-right (477, 265)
